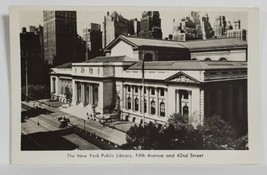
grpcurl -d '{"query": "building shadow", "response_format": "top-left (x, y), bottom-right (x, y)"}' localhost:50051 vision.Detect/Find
top-left (21, 131), bottom-right (78, 150)
top-left (21, 107), bottom-right (54, 122)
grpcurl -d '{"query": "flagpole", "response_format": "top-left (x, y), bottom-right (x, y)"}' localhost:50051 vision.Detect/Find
top-left (142, 53), bottom-right (145, 127)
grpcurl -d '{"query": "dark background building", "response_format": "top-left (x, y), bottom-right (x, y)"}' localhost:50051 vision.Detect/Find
top-left (139, 11), bottom-right (162, 39)
top-left (128, 18), bottom-right (140, 37)
top-left (20, 26), bottom-right (50, 87)
top-left (103, 11), bottom-right (129, 47)
top-left (201, 13), bottom-right (214, 39)
top-left (43, 11), bottom-right (86, 66)
top-left (83, 23), bottom-right (103, 60)
top-left (172, 11), bottom-right (214, 41)
top-left (213, 16), bottom-right (227, 38)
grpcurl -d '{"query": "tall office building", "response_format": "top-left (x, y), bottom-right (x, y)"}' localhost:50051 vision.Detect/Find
top-left (43, 11), bottom-right (85, 66)
top-left (201, 13), bottom-right (214, 39)
top-left (103, 11), bottom-right (129, 47)
top-left (20, 26), bottom-right (50, 88)
top-left (226, 20), bottom-right (247, 41)
top-left (83, 23), bottom-right (103, 60)
top-left (172, 11), bottom-right (203, 41)
top-left (139, 11), bottom-right (162, 39)
top-left (128, 18), bottom-right (140, 37)
top-left (214, 16), bottom-right (227, 38)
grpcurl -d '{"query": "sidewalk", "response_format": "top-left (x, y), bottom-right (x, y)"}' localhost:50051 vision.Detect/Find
top-left (22, 101), bottom-right (128, 146)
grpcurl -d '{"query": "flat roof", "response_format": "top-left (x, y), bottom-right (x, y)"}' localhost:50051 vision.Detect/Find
top-left (128, 61), bottom-right (247, 70)
top-left (185, 38), bottom-right (247, 50)
top-left (55, 62), bottom-right (72, 68)
top-left (83, 55), bottom-right (139, 63)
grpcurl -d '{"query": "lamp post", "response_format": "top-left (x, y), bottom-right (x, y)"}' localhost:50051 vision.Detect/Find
top-left (83, 119), bottom-right (86, 131)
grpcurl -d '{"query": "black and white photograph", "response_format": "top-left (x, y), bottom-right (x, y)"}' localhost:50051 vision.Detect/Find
top-left (9, 6), bottom-right (260, 164)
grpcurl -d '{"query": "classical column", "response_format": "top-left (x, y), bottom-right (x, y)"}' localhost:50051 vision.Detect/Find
top-left (72, 81), bottom-right (76, 105)
top-left (199, 89), bottom-right (204, 126)
top-left (98, 83), bottom-right (103, 108)
top-left (188, 90), bottom-right (192, 118)
top-left (81, 83), bottom-right (85, 104)
top-left (155, 88), bottom-right (159, 116)
top-left (55, 77), bottom-right (59, 95)
top-left (147, 87), bottom-right (151, 114)
top-left (86, 84), bottom-right (89, 105)
top-left (131, 86), bottom-right (134, 110)
top-left (139, 86), bottom-right (142, 113)
top-left (122, 85), bottom-right (125, 109)
top-left (50, 77), bottom-right (54, 93)
top-left (88, 85), bottom-right (91, 105)
top-left (124, 85), bottom-right (127, 109)
top-left (165, 88), bottom-right (168, 116)
top-left (176, 90), bottom-right (180, 114)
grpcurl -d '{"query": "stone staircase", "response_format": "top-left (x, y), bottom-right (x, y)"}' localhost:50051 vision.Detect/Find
top-left (61, 103), bottom-right (93, 120)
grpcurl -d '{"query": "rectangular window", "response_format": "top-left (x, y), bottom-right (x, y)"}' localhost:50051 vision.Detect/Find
top-left (127, 86), bottom-right (131, 92)
top-left (144, 88), bottom-right (146, 94)
top-left (135, 86), bottom-right (138, 93)
top-left (151, 88), bottom-right (155, 95)
top-left (160, 88), bottom-right (165, 96)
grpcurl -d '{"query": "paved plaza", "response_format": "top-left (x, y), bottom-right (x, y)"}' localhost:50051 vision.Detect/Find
top-left (22, 100), bottom-right (131, 146)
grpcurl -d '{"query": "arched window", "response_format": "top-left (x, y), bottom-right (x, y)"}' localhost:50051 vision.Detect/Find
top-left (151, 100), bottom-right (156, 115)
top-left (204, 58), bottom-right (211, 61)
top-left (160, 102), bottom-right (165, 117)
top-left (134, 98), bottom-right (139, 111)
top-left (183, 105), bottom-right (189, 117)
top-left (219, 57), bottom-right (227, 61)
top-left (144, 53), bottom-right (153, 61)
top-left (127, 97), bottom-right (131, 110)
top-left (144, 99), bottom-right (147, 113)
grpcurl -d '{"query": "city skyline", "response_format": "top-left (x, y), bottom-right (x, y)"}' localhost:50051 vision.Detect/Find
top-left (19, 10), bottom-right (248, 39)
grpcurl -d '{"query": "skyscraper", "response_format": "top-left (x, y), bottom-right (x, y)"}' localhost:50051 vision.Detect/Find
top-left (213, 16), bottom-right (227, 38)
top-left (226, 20), bottom-right (247, 41)
top-left (43, 11), bottom-right (85, 66)
top-left (139, 11), bottom-right (162, 39)
top-left (128, 18), bottom-right (140, 37)
top-left (201, 13), bottom-right (214, 39)
top-left (172, 11), bottom-right (203, 41)
top-left (20, 26), bottom-right (45, 87)
top-left (103, 11), bottom-right (129, 47)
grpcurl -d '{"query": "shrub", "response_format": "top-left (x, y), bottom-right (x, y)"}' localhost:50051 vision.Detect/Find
top-left (198, 115), bottom-right (245, 150)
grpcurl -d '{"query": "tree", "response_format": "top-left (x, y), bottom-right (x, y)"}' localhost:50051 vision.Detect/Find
top-left (123, 113), bottom-right (203, 150)
top-left (165, 113), bottom-right (204, 150)
top-left (124, 123), bottom-right (162, 150)
top-left (122, 113), bottom-right (247, 150)
top-left (198, 115), bottom-right (242, 150)
top-left (21, 85), bottom-right (50, 101)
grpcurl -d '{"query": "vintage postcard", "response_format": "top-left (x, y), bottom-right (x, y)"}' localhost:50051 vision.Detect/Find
top-left (10, 6), bottom-right (260, 164)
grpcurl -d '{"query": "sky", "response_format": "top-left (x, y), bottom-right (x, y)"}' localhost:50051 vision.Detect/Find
top-left (19, 9), bottom-right (248, 38)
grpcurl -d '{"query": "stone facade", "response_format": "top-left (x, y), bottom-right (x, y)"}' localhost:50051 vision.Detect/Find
top-left (50, 59), bottom-right (247, 127)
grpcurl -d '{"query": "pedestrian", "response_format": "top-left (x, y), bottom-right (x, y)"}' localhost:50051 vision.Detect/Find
top-left (37, 121), bottom-right (40, 126)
